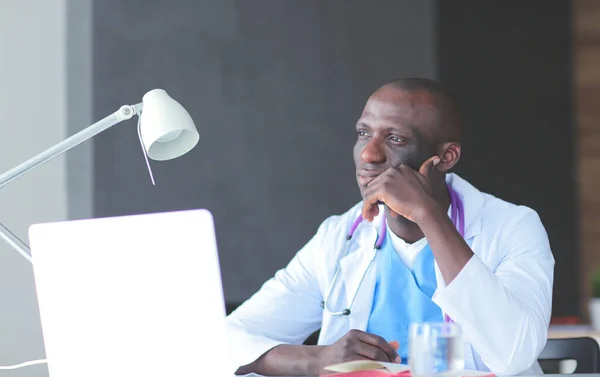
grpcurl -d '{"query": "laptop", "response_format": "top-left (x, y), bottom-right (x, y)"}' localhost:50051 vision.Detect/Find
top-left (28, 209), bottom-right (232, 377)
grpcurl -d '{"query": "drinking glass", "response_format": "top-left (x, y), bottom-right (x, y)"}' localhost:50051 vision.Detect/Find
top-left (409, 322), bottom-right (464, 377)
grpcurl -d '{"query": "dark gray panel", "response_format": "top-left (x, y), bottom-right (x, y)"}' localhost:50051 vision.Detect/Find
top-left (438, 0), bottom-right (576, 316)
top-left (93, 0), bottom-right (436, 302)
top-left (66, 0), bottom-right (93, 222)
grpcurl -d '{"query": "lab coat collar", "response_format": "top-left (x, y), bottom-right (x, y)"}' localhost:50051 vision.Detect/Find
top-left (335, 207), bottom-right (381, 331)
top-left (445, 173), bottom-right (483, 240)
top-left (337, 238), bottom-right (377, 331)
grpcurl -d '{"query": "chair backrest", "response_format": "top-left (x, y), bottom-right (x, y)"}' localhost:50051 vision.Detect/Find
top-left (538, 337), bottom-right (600, 373)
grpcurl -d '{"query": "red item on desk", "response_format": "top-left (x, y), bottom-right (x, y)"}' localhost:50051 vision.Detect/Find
top-left (323, 371), bottom-right (495, 377)
top-left (323, 370), bottom-right (409, 377)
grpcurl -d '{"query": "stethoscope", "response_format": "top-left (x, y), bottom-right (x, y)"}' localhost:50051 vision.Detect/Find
top-left (320, 184), bottom-right (465, 316)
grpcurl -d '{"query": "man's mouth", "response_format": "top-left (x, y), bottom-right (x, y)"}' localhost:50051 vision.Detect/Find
top-left (358, 175), bottom-right (375, 186)
top-left (357, 170), bottom-right (381, 186)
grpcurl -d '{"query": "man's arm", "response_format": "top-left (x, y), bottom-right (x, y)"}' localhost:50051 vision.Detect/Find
top-left (360, 157), bottom-right (474, 284)
top-left (235, 344), bottom-right (325, 376)
top-left (372, 188), bottom-right (552, 374)
top-left (360, 159), bottom-right (553, 375)
top-left (226, 219), bottom-right (328, 375)
top-left (416, 202), bottom-right (473, 285)
top-left (236, 331), bottom-right (399, 376)
top-left (425, 206), bottom-right (554, 375)
top-left (228, 215), bottom-right (401, 376)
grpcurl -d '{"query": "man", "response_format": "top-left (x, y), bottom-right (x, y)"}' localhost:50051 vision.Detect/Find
top-left (226, 78), bottom-right (554, 376)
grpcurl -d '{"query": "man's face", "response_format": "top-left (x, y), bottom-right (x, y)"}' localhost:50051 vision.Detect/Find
top-left (353, 86), bottom-right (440, 196)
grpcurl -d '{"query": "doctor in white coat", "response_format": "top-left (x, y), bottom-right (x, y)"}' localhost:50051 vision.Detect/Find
top-left (227, 78), bottom-right (554, 376)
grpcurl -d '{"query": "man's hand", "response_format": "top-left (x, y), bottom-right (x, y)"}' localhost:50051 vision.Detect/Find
top-left (318, 329), bottom-right (400, 374)
top-left (362, 156), bottom-right (440, 223)
top-left (235, 330), bottom-right (401, 376)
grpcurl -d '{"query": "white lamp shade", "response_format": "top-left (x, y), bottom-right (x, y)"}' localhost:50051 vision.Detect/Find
top-left (139, 89), bottom-right (200, 161)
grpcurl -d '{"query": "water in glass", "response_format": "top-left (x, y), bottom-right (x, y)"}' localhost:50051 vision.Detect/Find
top-left (409, 322), bottom-right (464, 377)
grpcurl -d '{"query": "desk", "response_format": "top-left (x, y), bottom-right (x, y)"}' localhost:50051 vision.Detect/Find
top-left (239, 327), bottom-right (600, 377)
top-left (241, 373), bottom-right (600, 377)
top-left (240, 326), bottom-right (600, 377)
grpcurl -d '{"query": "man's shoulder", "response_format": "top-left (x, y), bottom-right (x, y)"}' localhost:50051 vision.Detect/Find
top-left (469, 185), bottom-right (549, 251)
top-left (451, 173), bottom-right (546, 239)
top-left (474, 189), bottom-right (553, 267)
top-left (479, 190), bottom-right (544, 232)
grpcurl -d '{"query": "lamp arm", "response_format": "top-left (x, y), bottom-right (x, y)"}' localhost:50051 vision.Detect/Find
top-left (0, 104), bottom-right (140, 188)
top-left (0, 103), bottom-right (142, 262)
top-left (0, 223), bottom-right (33, 262)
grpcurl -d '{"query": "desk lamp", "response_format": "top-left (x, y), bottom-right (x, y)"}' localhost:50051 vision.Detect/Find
top-left (0, 89), bottom-right (200, 262)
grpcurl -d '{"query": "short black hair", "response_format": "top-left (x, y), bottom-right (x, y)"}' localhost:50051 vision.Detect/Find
top-left (382, 78), bottom-right (462, 143)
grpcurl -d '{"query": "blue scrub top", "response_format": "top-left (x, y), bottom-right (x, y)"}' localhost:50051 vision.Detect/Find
top-left (365, 234), bottom-right (443, 358)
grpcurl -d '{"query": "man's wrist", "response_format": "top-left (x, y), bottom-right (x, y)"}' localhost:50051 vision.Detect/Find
top-left (252, 344), bottom-right (327, 376)
top-left (306, 345), bottom-right (327, 375)
top-left (414, 197), bottom-right (446, 225)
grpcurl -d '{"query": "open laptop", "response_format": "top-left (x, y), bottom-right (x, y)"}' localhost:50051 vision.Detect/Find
top-left (28, 209), bottom-right (232, 377)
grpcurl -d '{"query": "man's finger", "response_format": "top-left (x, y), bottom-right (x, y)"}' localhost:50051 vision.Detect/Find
top-left (362, 192), bottom-right (382, 221)
top-left (357, 332), bottom-right (398, 363)
top-left (362, 203), bottom-right (379, 222)
top-left (418, 155), bottom-right (441, 177)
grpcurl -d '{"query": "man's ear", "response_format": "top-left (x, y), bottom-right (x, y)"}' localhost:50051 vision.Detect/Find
top-left (435, 142), bottom-right (461, 173)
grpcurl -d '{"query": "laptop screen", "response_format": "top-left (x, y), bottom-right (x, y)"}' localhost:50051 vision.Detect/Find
top-left (29, 209), bottom-right (231, 377)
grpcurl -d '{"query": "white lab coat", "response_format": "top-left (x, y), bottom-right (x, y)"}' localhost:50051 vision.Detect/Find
top-left (226, 173), bottom-right (554, 376)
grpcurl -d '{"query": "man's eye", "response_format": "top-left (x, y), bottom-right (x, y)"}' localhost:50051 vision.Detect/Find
top-left (388, 135), bottom-right (404, 143)
top-left (357, 130), bottom-right (370, 137)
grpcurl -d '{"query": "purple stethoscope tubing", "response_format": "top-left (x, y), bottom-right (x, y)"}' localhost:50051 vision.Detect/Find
top-left (320, 183), bottom-right (465, 319)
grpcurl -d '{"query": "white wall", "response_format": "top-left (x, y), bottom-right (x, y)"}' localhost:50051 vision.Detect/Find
top-left (0, 1), bottom-right (91, 376)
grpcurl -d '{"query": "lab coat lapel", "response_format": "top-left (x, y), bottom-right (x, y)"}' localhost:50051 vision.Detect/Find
top-left (337, 217), bottom-right (379, 332)
top-left (433, 173), bottom-right (484, 295)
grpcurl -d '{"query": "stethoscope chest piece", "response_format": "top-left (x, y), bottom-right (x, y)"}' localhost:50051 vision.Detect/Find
top-left (320, 300), bottom-right (351, 315)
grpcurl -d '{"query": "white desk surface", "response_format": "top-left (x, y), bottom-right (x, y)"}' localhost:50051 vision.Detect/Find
top-left (11, 325), bottom-right (597, 377)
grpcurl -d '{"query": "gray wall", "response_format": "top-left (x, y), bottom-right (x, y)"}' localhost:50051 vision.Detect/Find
top-left (94, 0), bottom-right (577, 316)
top-left (93, 0), bottom-right (437, 303)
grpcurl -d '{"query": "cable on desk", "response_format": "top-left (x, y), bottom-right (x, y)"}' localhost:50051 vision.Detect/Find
top-left (0, 358), bottom-right (47, 370)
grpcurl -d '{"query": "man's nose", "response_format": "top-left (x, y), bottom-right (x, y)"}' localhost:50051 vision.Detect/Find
top-left (361, 138), bottom-right (386, 164)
